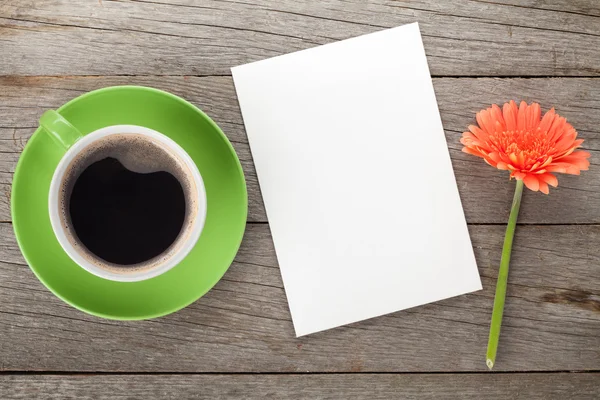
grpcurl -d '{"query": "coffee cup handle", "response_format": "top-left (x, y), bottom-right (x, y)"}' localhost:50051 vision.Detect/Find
top-left (39, 110), bottom-right (83, 151)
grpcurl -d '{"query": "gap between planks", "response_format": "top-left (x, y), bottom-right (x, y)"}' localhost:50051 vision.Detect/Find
top-left (1, 370), bottom-right (599, 375)
top-left (1, 75), bottom-right (600, 79)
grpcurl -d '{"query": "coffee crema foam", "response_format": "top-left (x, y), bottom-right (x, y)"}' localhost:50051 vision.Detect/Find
top-left (58, 133), bottom-right (199, 275)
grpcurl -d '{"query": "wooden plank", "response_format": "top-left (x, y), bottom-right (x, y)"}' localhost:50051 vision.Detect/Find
top-left (1, 373), bottom-right (599, 399)
top-left (1, 0), bottom-right (599, 76)
top-left (1, 222), bottom-right (598, 372)
top-left (1, 76), bottom-right (599, 224)
top-left (469, 0), bottom-right (600, 17)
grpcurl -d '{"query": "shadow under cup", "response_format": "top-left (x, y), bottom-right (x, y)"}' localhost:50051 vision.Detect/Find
top-left (49, 125), bottom-right (207, 282)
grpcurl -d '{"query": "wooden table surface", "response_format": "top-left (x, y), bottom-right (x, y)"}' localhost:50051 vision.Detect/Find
top-left (1, 0), bottom-right (599, 398)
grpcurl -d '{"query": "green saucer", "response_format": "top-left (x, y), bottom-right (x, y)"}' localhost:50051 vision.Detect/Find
top-left (11, 86), bottom-right (247, 319)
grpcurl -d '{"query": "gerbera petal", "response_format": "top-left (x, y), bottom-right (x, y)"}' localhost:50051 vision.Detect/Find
top-left (512, 171), bottom-right (526, 180)
top-left (461, 132), bottom-right (484, 148)
top-left (491, 104), bottom-right (505, 130)
top-left (559, 154), bottom-right (590, 170)
top-left (468, 125), bottom-right (489, 142)
top-left (554, 129), bottom-right (577, 151)
top-left (529, 102), bottom-right (541, 130)
top-left (539, 108), bottom-right (556, 133)
top-left (540, 156), bottom-right (553, 168)
top-left (566, 150), bottom-right (591, 159)
top-left (547, 162), bottom-right (582, 175)
top-left (546, 164), bottom-right (568, 173)
top-left (538, 181), bottom-right (550, 194)
top-left (517, 151), bottom-right (525, 166)
top-left (496, 161), bottom-right (509, 170)
top-left (548, 116), bottom-right (567, 143)
top-left (461, 132), bottom-right (475, 142)
top-left (477, 109), bottom-right (496, 135)
top-left (517, 101), bottom-right (528, 130)
top-left (482, 153), bottom-right (499, 166)
top-left (523, 174), bottom-right (540, 192)
top-left (494, 120), bottom-right (504, 136)
top-left (488, 152), bottom-right (502, 162)
top-left (559, 146), bottom-right (577, 158)
top-left (462, 146), bottom-right (485, 158)
top-left (538, 172), bottom-right (558, 187)
top-left (529, 162), bottom-right (540, 172)
top-left (503, 101), bottom-right (518, 131)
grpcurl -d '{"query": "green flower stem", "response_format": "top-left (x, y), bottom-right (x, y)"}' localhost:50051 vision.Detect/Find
top-left (486, 178), bottom-right (524, 370)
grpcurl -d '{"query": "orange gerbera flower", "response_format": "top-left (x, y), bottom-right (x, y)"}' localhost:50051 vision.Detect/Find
top-left (461, 100), bottom-right (590, 194)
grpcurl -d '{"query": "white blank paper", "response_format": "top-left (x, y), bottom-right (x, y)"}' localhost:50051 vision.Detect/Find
top-left (232, 22), bottom-right (482, 336)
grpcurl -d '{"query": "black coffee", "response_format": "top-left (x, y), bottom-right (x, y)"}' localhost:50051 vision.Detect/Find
top-left (69, 157), bottom-right (186, 265)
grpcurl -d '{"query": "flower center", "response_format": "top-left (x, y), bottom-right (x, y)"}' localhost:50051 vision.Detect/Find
top-left (490, 128), bottom-right (553, 168)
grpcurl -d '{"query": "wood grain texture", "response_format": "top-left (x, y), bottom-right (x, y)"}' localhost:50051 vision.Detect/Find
top-left (1, 0), bottom-right (600, 76)
top-left (471, 0), bottom-right (600, 17)
top-left (1, 222), bottom-right (598, 372)
top-left (1, 75), bottom-right (599, 224)
top-left (1, 373), bottom-right (599, 399)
